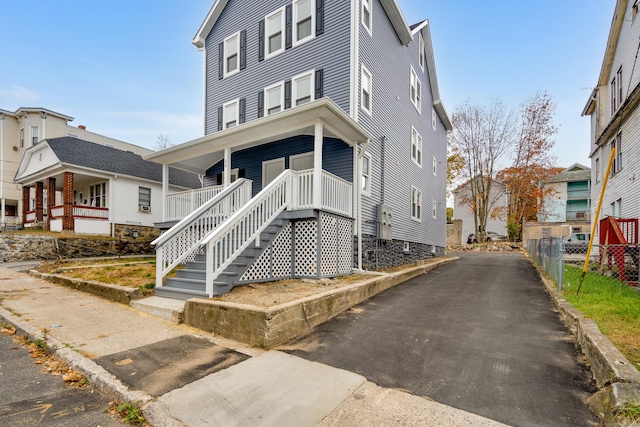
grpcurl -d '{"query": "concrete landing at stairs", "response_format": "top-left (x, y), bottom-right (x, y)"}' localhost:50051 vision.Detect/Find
top-left (130, 296), bottom-right (185, 323)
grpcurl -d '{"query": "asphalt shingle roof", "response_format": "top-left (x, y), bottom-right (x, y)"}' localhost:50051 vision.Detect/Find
top-left (45, 137), bottom-right (200, 189)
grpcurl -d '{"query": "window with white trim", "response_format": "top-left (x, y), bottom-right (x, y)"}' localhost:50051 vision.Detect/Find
top-left (595, 157), bottom-right (600, 183)
top-left (432, 200), bottom-right (437, 219)
top-left (433, 157), bottom-right (437, 176)
top-left (411, 127), bottom-right (422, 166)
top-left (361, 65), bottom-right (372, 115)
top-left (293, 0), bottom-right (315, 46)
top-left (611, 66), bottom-right (622, 114)
top-left (265, 82), bottom-right (284, 116)
top-left (138, 187), bottom-right (151, 212)
top-left (223, 99), bottom-right (240, 129)
top-left (266, 8), bottom-right (285, 59)
top-left (411, 186), bottom-right (422, 222)
top-left (90, 183), bottom-right (106, 208)
top-left (410, 67), bottom-right (422, 113)
top-left (432, 107), bottom-right (437, 130)
top-left (223, 32), bottom-right (240, 77)
top-left (30, 126), bottom-right (39, 146)
top-left (419, 32), bottom-right (425, 70)
top-left (362, 0), bottom-right (372, 34)
top-left (361, 152), bottom-right (371, 197)
top-left (20, 128), bottom-right (24, 148)
top-left (293, 70), bottom-right (314, 106)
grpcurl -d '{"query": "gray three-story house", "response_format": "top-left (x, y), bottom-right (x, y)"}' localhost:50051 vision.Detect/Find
top-left (146, 0), bottom-right (452, 299)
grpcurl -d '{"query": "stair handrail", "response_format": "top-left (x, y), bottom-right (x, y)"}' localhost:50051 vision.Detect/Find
top-left (200, 169), bottom-right (293, 297)
top-left (153, 178), bottom-right (252, 288)
top-left (152, 178), bottom-right (251, 248)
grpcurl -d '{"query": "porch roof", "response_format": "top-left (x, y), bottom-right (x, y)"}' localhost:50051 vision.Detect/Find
top-left (14, 137), bottom-right (201, 189)
top-left (144, 98), bottom-right (373, 175)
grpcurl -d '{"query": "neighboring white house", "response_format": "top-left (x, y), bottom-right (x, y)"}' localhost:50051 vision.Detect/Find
top-left (452, 178), bottom-right (508, 244)
top-left (13, 137), bottom-right (200, 236)
top-left (538, 164), bottom-right (591, 224)
top-left (582, 0), bottom-right (640, 242)
top-left (0, 107), bottom-right (152, 229)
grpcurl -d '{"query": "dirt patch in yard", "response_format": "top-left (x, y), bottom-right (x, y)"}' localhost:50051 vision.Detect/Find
top-left (35, 257), bottom-right (450, 307)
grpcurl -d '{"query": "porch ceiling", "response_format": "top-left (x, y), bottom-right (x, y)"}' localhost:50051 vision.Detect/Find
top-left (143, 98), bottom-right (373, 175)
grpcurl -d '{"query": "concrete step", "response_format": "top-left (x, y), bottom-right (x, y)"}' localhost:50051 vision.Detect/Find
top-left (165, 277), bottom-right (206, 291)
top-left (130, 296), bottom-right (185, 323)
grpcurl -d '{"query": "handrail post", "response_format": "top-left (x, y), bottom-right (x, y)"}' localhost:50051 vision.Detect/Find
top-left (206, 242), bottom-right (213, 298)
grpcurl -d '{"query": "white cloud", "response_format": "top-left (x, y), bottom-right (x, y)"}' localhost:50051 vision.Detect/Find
top-left (0, 86), bottom-right (40, 103)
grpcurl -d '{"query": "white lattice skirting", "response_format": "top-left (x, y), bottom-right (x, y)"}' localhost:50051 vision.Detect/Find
top-left (239, 212), bottom-right (353, 283)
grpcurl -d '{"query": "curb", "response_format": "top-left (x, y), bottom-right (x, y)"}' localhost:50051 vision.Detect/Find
top-left (536, 266), bottom-right (640, 425)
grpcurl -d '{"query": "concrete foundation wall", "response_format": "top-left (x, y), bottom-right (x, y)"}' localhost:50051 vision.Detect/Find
top-left (356, 234), bottom-right (445, 271)
top-left (447, 220), bottom-right (463, 246)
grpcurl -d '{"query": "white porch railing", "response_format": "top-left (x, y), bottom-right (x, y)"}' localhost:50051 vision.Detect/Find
top-left (165, 185), bottom-right (224, 222)
top-left (48, 205), bottom-right (109, 220)
top-left (25, 211), bottom-right (36, 222)
top-left (153, 178), bottom-right (252, 288)
top-left (202, 170), bottom-right (291, 297)
top-left (321, 170), bottom-right (352, 217)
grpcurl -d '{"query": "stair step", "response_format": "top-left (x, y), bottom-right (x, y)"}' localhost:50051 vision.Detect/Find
top-left (176, 269), bottom-right (206, 280)
top-left (165, 277), bottom-right (205, 290)
top-left (155, 286), bottom-right (208, 301)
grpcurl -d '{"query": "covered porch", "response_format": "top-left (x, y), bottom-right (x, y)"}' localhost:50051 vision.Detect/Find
top-left (20, 171), bottom-right (112, 235)
top-left (145, 99), bottom-right (374, 298)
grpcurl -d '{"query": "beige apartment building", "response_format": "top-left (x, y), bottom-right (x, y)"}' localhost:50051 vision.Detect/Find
top-left (0, 107), bottom-right (152, 228)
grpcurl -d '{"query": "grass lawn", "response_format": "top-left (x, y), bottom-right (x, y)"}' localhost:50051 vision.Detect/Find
top-left (562, 265), bottom-right (640, 371)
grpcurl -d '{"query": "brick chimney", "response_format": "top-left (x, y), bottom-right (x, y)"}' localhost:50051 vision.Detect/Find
top-left (78, 125), bottom-right (86, 130)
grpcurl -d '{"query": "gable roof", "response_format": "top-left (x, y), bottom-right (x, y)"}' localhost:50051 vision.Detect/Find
top-left (545, 163), bottom-right (591, 183)
top-left (17, 137), bottom-right (201, 188)
top-left (192, 0), bottom-right (414, 49)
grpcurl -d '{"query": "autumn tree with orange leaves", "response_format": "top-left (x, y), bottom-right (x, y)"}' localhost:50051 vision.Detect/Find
top-left (451, 92), bottom-right (560, 241)
top-left (497, 92), bottom-right (561, 240)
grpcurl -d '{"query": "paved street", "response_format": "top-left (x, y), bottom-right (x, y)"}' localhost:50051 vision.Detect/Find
top-left (285, 252), bottom-right (598, 427)
top-left (0, 331), bottom-right (120, 427)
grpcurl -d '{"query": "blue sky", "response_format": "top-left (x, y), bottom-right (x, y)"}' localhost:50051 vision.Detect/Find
top-left (0, 1), bottom-right (615, 168)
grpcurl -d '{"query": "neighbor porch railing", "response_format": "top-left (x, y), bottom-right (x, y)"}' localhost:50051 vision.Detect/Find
top-left (165, 185), bottom-right (225, 222)
top-left (153, 178), bottom-right (253, 289)
top-left (49, 205), bottom-right (109, 220)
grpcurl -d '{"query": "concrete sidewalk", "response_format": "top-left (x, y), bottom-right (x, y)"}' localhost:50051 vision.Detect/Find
top-left (0, 266), bottom-right (510, 426)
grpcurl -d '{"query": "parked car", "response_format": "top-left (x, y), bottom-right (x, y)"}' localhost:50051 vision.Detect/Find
top-left (467, 231), bottom-right (508, 244)
top-left (564, 232), bottom-right (590, 253)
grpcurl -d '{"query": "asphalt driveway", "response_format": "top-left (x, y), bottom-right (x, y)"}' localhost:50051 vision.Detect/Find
top-left (284, 252), bottom-right (598, 427)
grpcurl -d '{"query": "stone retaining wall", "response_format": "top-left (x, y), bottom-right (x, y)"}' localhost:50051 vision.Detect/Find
top-left (0, 234), bottom-right (154, 262)
top-left (356, 234), bottom-right (445, 271)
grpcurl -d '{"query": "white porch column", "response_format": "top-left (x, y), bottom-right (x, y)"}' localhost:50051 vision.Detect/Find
top-left (313, 122), bottom-right (323, 210)
top-left (109, 176), bottom-right (115, 237)
top-left (40, 111), bottom-right (47, 139)
top-left (223, 148), bottom-right (231, 187)
top-left (162, 164), bottom-right (169, 221)
top-left (1, 198), bottom-right (5, 229)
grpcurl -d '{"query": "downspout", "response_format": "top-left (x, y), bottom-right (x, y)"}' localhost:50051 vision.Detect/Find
top-left (356, 138), bottom-right (371, 271)
top-left (381, 136), bottom-right (386, 204)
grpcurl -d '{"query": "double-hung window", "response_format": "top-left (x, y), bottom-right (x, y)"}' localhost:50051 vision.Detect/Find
top-left (410, 67), bottom-right (422, 113)
top-left (411, 127), bottom-right (422, 166)
top-left (595, 157), bottom-right (600, 183)
top-left (432, 107), bottom-right (437, 130)
top-left (361, 153), bottom-right (371, 196)
top-left (223, 32), bottom-right (240, 77)
top-left (419, 32), bottom-right (425, 70)
top-left (293, 0), bottom-right (314, 46)
top-left (611, 132), bottom-right (622, 175)
top-left (292, 70), bottom-right (314, 106)
top-left (411, 186), bottom-right (422, 222)
top-left (265, 82), bottom-right (284, 116)
top-left (223, 99), bottom-right (239, 129)
top-left (611, 66), bottom-right (622, 114)
top-left (362, 0), bottom-right (372, 34)
top-left (432, 200), bottom-right (437, 219)
top-left (432, 157), bottom-right (437, 176)
top-left (138, 187), bottom-right (151, 212)
top-left (361, 66), bottom-right (372, 115)
top-left (266, 8), bottom-right (285, 58)
top-left (30, 126), bottom-right (39, 146)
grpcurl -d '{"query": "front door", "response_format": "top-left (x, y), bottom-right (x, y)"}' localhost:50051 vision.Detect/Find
top-left (262, 158), bottom-right (285, 189)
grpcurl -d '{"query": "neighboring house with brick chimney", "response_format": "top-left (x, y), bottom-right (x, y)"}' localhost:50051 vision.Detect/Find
top-left (0, 107), bottom-right (153, 230)
top-left (13, 137), bottom-right (201, 236)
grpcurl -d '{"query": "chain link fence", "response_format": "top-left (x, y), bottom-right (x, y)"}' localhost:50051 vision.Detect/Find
top-left (527, 238), bottom-right (640, 291)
